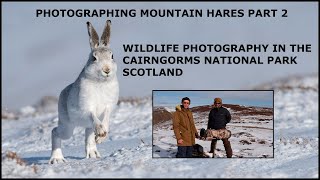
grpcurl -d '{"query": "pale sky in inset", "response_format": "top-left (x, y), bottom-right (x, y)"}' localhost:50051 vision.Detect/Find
top-left (153, 91), bottom-right (273, 108)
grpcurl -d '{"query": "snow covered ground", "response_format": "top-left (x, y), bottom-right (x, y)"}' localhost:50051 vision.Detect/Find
top-left (1, 74), bottom-right (318, 178)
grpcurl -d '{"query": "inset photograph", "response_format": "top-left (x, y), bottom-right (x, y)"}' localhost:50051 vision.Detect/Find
top-left (152, 90), bottom-right (274, 158)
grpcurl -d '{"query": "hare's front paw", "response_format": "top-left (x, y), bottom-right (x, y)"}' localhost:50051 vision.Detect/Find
top-left (94, 123), bottom-right (108, 144)
top-left (94, 123), bottom-right (107, 138)
top-left (95, 135), bottom-right (107, 144)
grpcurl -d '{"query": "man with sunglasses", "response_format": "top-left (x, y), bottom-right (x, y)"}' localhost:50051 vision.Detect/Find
top-left (173, 97), bottom-right (200, 158)
top-left (207, 97), bottom-right (232, 158)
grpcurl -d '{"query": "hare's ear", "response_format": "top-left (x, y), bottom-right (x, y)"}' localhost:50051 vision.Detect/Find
top-left (100, 20), bottom-right (111, 47)
top-left (86, 22), bottom-right (99, 50)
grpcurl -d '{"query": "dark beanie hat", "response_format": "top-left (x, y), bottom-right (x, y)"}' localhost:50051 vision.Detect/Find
top-left (181, 97), bottom-right (191, 104)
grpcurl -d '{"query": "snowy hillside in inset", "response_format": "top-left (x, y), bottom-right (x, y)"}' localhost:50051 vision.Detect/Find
top-left (1, 74), bottom-right (319, 178)
top-left (153, 104), bottom-right (274, 158)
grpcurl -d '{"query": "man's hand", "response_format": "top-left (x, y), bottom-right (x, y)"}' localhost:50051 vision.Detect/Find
top-left (200, 137), bottom-right (206, 140)
top-left (178, 139), bottom-right (184, 144)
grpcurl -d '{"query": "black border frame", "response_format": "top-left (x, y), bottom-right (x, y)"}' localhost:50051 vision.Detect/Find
top-left (151, 89), bottom-right (275, 159)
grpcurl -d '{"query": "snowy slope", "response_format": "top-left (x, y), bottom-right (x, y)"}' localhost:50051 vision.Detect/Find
top-left (1, 74), bottom-right (319, 178)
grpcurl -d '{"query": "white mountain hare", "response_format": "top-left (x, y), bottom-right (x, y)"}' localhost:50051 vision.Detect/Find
top-left (49, 20), bottom-right (119, 164)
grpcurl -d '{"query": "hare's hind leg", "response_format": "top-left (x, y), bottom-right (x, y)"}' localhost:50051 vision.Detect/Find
top-left (49, 88), bottom-right (75, 164)
top-left (49, 120), bottom-right (75, 164)
top-left (85, 128), bottom-right (101, 158)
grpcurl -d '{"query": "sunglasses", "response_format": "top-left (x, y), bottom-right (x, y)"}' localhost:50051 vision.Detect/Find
top-left (214, 102), bottom-right (221, 104)
top-left (183, 102), bottom-right (190, 104)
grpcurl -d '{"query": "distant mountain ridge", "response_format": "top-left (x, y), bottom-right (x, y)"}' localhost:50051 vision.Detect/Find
top-left (153, 104), bottom-right (273, 125)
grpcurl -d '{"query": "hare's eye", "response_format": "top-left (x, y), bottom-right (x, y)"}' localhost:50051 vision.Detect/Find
top-left (111, 54), bottom-right (114, 59)
top-left (92, 56), bottom-right (97, 61)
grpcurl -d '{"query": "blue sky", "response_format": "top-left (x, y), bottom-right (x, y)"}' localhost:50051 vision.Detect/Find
top-left (153, 91), bottom-right (273, 108)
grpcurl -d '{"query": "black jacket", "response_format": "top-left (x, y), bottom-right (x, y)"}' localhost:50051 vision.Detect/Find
top-left (207, 107), bottom-right (231, 130)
